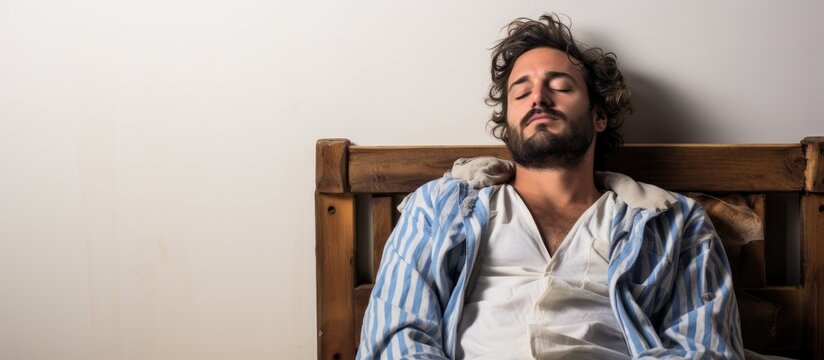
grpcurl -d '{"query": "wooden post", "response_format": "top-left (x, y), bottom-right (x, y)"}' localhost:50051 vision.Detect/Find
top-left (317, 139), bottom-right (350, 193)
top-left (316, 138), bottom-right (356, 359)
top-left (316, 193), bottom-right (356, 360)
top-left (371, 196), bottom-right (393, 281)
top-left (803, 137), bottom-right (824, 192)
top-left (803, 137), bottom-right (824, 359)
top-left (802, 194), bottom-right (824, 359)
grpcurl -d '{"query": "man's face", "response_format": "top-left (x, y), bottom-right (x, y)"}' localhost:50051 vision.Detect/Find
top-left (503, 47), bottom-right (606, 168)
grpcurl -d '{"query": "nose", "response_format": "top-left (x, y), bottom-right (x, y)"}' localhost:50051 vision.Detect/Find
top-left (531, 85), bottom-right (553, 109)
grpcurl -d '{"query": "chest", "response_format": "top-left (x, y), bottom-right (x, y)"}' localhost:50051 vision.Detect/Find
top-left (480, 185), bottom-right (616, 264)
top-left (456, 187), bottom-right (626, 359)
top-left (529, 201), bottom-right (597, 256)
top-left (533, 210), bottom-right (582, 255)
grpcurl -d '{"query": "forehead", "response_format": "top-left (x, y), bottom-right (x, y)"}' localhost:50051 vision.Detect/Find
top-left (508, 47), bottom-right (585, 86)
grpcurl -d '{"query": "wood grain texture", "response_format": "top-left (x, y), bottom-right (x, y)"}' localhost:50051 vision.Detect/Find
top-left (316, 193), bottom-right (356, 360)
top-left (802, 194), bottom-right (824, 359)
top-left (317, 139), bottom-right (350, 193)
top-left (392, 194), bottom-right (405, 225)
top-left (349, 145), bottom-right (510, 193)
top-left (742, 287), bottom-right (803, 356)
top-left (803, 137), bottom-right (824, 193)
top-left (353, 284), bottom-right (372, 350)
top-left (348, 144), bottom-right (806, 193)
top-left (609, 145), bottom-right (805, 192)
top-left (371, 196), bottom-right (393, 281)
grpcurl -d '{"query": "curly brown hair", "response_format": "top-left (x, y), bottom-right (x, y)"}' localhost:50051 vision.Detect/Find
top-left (487, 14), bottom-right (632, 170)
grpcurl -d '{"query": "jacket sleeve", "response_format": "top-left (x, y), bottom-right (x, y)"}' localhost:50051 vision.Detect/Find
top-left (635, 202), bottom-right (745, 359)
top-left (356, 183), bottom-right (451, 360)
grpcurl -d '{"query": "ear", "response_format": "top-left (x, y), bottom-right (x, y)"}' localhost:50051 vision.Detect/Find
top-left (592, 108), bottom-right (607, 132)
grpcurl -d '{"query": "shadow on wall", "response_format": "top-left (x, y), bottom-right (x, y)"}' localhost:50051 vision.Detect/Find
top-left (619, 70), bottom-right (801, 286)
top-left (620, 70), bottom-right (718, 143)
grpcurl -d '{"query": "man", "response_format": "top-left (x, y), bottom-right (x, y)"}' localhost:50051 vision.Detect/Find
top-left (357, 14), bottom-right (743, 359)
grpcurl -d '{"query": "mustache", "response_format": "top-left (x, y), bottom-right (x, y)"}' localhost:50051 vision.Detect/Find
top-left (520, 107), bottom-right (566, 128)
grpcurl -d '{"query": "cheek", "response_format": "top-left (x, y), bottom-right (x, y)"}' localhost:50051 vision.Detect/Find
top-left (505, 108), bottom-right (518, 128)
top-left (507, 102), bottom-right (527, 123)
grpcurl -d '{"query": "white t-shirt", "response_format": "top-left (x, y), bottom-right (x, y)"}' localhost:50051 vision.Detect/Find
top-left (456, 184), bottom-right (630, 359)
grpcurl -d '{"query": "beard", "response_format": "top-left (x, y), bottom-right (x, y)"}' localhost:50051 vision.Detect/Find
top-left (503, 108), bottom-right (595, 169)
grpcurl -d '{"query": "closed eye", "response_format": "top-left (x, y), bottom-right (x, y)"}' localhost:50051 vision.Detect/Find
top-left (514, 92), bottom-right (530, 100)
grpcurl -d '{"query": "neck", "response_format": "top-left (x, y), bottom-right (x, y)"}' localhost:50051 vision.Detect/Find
top-left (512, 154), bottom-right (601, 209)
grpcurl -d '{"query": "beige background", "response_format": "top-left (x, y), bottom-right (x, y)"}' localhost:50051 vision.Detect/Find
top-left (1, 0), bottom-right (822, 359)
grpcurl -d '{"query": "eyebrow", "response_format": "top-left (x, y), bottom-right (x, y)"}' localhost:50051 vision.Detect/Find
top-left (508, 71), bottom-right (576, 93)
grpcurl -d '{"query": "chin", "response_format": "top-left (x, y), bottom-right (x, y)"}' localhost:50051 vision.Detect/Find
top-left (527, 128), bottom-right (564, 142)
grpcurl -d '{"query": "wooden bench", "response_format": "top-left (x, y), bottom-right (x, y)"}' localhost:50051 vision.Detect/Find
top-left (315, 137), bottom-right (824, 359)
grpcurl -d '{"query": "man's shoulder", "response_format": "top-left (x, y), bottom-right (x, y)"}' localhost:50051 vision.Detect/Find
top-left (600, 171), bottom-right (703, 214)
top-left (401, 175), bottom-right (474, 209)
top-left (395, 175), bottom-right (497, 226)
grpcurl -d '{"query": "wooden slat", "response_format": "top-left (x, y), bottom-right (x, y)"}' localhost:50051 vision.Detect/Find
top-left (371, 196), bottom-right (393, 280)
top-left (349, 145), bottom-right (510, 193)
top-left (391, 194), bottom-right (405, 225)
top-left (353, 284), bottom-right (373, 351)
top-left (317, 139), bottom-right (350, 193)
top-left (353, 284), bottom-right (372, 350)
top-left (316, 193), bottom-right (356, 360)
top-left (609, 145), bottom-right (805, 192)
top-left (741, 287), bottom-right (803, 355)
top-left (803, 137), bottom-right (824, 193)
top-left (802, 194), bottom-right (824, 359)
top-left (348, 144), bottom-right (806, 193)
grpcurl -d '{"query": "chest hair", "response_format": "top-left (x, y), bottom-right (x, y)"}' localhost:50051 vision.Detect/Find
top-left (528, 203), bottom-right (591, 256)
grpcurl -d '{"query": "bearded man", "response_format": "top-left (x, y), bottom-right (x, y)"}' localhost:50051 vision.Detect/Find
top-left (357, 14), bottom-right (743, 359)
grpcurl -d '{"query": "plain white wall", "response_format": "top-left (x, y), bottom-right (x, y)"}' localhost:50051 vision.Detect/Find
top-left (1, 0), bottom-right (821, 359)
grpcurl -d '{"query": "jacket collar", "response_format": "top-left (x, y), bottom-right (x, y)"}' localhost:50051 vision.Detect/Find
top-left (596, 171), bottom-right (677, 212)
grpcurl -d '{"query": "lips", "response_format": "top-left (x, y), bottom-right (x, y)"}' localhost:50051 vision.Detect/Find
top-left (523, 109), bottom-right (564, 128)
top-left (526, 113), bottom-right (557, 126)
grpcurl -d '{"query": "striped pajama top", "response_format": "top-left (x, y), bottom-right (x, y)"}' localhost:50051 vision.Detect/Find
top-left (356, 172), bottom-right (744, 359)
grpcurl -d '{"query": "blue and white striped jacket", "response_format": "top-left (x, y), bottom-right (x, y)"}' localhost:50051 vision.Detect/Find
top-left (357, 172), bottom-right (744, 359)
